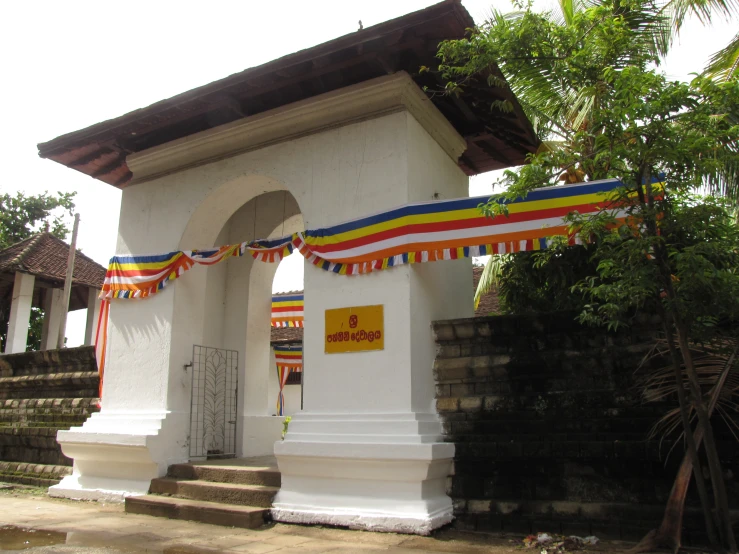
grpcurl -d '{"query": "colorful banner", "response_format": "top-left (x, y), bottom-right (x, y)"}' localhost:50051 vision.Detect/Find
top-left (101, 238), bottom-right (294, 299)
top-left (100, 178), bottom-right (641, 300)
top-left (293, 177), bottom-right (641, 275)
top-left (273, 344), bottom-right (303, 416)
top-left (271, 293), bottom-right (304, 328)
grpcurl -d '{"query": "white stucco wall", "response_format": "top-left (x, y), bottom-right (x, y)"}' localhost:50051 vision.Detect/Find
top-left (55, 75), bottom-right (475, 530)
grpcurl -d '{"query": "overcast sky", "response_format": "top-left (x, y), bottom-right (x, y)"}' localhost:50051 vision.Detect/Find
top-left (0, 0), bottom-right (732, 346)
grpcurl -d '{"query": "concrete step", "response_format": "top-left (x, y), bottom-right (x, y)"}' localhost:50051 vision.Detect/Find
top-left (149, 478), bottom-right (278, 508)
top-left (125, 494), bottom-right (268, 528)
top-left (167, 463), bottom-right (280, 487)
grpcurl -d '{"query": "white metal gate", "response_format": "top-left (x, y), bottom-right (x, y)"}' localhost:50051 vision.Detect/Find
top-left (188, 345), bottom-right (238, 459)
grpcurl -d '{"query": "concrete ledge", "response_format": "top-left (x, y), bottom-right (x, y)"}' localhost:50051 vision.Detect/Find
top-left (49, 473), bottom-right (152, 502)
top-left (271, 504), bottom-right (453, 535)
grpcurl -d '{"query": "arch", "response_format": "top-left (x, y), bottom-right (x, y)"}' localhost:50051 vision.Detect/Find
top-left (178, 174), bottom-right (296, 251)
top-left (166, 174), bottom-right (305, 458)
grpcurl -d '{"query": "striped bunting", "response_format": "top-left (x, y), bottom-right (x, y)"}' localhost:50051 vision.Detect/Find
top-left (100, 178), bottom-right (653, 299)
top-left (273, 344), bottom-right (302, 416)
top-left (101, 237), bottom-right (294, 299)
top-left (271, 293), bottom-right (304, 328)
top-left (293, 177), bottom-right (650, 275)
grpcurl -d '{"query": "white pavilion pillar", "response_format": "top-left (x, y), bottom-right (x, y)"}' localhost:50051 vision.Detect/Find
top-left (84, 287), bottom-right (101, 346)
top-left (40, 288), bottom-right (64, 351)
top-left (4, 271), bottom-right (35, 354)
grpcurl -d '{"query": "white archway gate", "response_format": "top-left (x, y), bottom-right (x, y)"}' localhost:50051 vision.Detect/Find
top-left (53, 74), bottom-right (473, 534)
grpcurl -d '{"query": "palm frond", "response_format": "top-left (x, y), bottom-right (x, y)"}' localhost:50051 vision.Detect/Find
top-left (639, 336), bottom-right (739, 456)
top-left (665, 0), bottom-right (739, 31)
top-left (704, 32), bottom-right (739, 81)
top-left (474, 254), bottom-right (509, 310)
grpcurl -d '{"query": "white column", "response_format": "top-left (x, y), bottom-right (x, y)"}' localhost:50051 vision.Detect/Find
top-left (40, 288), bottom-right (64, 351)
top-left (84, 287), bottom-right (102, 346)
top-left (4, 271), bottom-right (35, 354)
top-left (272, 112), bottom-right (473, 534)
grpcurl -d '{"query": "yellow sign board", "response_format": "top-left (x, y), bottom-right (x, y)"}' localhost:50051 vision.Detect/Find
top-left (325, 305), bottom-right (384, 354)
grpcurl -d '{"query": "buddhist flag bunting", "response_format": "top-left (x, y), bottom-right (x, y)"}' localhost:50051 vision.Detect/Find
top-left (271, 293), bottom-right (304, 328)
top-left (100, 178), bottom-right (656, 300)
top-left (292, 177), bottom-right (653, 275)
top-left (100, 237), bottom-right (294, 299)
top-left (273, 344), bottom-right (303, 416)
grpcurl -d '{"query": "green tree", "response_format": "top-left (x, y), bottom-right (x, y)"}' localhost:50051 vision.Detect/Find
top-left (443, 0), bottom-right (738, 308)
top-left (437, 0), bottom-right (739, 549)
top-left (0, 191), bottom-right (76, 352)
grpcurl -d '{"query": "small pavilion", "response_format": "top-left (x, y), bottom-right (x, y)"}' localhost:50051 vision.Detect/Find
top-left (0, 233), bottom-right (106, 353)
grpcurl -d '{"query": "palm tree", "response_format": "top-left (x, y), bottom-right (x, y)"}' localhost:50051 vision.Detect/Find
top-left (663, 0), bottom-right (739, 80)
top-left (705, 34), bottom-right (739, 81)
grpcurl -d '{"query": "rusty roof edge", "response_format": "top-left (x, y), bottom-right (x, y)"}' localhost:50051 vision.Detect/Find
top-left (0, 233), bottom-right (106, 287)
top-left (2, 233), bottom-right (46, 271)
top-left (37, 0), bottom-right (473, 158)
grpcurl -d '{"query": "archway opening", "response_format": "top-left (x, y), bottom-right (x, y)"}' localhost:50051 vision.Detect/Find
top-left (268, 252), bottom-right (304, 419)
top-left (179, 185), bottom-right (304, 460)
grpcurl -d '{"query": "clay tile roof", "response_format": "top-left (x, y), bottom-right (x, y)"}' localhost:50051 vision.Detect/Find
top-left (270, 327), bottom-right (304, 343)
top-left (0, 233), bottom-right (106, 288)
top-left (269, 266), bottom-right (500, 343)
top-left (38, 0), bottom-right (538, 188)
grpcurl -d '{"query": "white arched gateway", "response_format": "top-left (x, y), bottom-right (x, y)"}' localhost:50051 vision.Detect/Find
top-left (36, 2), bottom-right (538, 534)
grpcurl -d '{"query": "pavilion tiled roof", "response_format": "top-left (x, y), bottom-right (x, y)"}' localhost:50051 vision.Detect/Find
top-left (269, 265), bottom-right (500, 343)
top-left (0, 233), bottom-right (106, 289)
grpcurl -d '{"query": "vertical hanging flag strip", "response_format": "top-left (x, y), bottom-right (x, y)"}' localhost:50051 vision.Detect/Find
top-left (273, 344), bottom-right (303, 416)
top-left (94, 299), bottom-right (110, 405)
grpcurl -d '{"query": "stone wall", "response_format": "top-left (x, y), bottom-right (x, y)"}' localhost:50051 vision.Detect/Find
top-left (432, 313), bottom-right (739, 544)
top-left (0, 347), bottom-right (99, 486)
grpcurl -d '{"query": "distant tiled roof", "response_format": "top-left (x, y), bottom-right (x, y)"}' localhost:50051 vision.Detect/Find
top-left (0, 233), bottom-right (105, 288)
top-left (268, 266), bottom-right (500, 343)
top-left (270, 327), bottom-right (304, 343)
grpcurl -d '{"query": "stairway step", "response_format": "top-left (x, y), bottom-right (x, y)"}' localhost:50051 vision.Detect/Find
top-left (167, 463), bottom-right (280, 487)
top-left (0, 373), bottom-right (99, 400)
top-left (150, 478), bottom-right (278, 507)
top-left (0, 461), bottom-right (71, 487)
top-left (125, 494), bottom-right (268, 528)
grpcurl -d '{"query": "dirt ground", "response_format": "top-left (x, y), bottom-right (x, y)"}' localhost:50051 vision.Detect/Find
top-left (0, 485), bottom-right (687, 554)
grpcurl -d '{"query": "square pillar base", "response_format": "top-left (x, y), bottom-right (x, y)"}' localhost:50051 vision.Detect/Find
top-left (50, 410), bottom-right (189, 502)
top-left (272, 413), bottom-right (454, 535)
